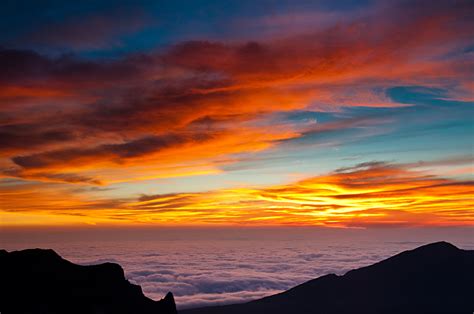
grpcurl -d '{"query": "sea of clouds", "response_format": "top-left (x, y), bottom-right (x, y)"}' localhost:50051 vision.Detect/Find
top-left (2, 227), bottom-right (473, 309)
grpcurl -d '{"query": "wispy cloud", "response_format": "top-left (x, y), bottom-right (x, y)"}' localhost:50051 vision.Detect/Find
top-left (2, 160), bottom-right (472, 227)
top-left (2, 0), bottom-right (473, 185)
top-left (128, 161), bottom-right (474, 227)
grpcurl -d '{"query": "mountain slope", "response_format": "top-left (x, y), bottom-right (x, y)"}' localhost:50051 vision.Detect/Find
top-left (182, 242), bottom-right (474, 314)
top-left (0, 248), bottom-right (177, 314)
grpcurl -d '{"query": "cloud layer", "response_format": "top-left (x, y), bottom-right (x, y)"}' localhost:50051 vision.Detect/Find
top-left (2, 160), bottom-right (472, 227)
top-left (2, 227), bottom-right (473, 309)
top-left (1, 0), bottom-right (473, 186)
top-left (128, 161), bottom-right (474, 227)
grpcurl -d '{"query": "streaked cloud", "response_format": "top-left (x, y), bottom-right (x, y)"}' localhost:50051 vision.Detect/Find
top-left (128, 161), bottom-right (474, 227)
top-left (2, 160), bottom-right (472, 227)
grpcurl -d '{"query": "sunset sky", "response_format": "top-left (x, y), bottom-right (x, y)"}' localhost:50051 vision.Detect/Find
top-left (1, 0), bottom-right (473, 228)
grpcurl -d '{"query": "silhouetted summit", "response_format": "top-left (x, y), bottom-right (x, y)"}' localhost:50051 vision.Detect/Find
top-left (0, 248), bottom-right (177, 314)
top-left (183, 241), bottom-right (474, 314)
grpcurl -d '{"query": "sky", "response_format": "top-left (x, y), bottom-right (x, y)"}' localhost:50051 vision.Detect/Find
top-left (0, 0), bottom-right (473, 228)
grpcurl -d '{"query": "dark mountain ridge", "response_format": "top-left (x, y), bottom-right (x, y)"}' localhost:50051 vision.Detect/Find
top-left (182, 241), bottom-right (474, 314)
top-left (0, 248), bottom-right (177, 314)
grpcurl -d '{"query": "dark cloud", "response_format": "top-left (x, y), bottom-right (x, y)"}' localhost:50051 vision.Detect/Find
top-left (335, 161), bottom-right (389, 173)
top-left (12, 132), bottom-right (216, 169)
top-left (0, 48), bottom-right (147, 85)
top-left (0, 124), bottom-right (75, 153)
top-left (2, 168), bottom-right (102, 185)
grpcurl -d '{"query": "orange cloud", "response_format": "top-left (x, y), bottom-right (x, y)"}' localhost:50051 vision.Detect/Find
top-left (2, 162), bottom-right (472, 227)
top-left (0, 181), bottom-right (125, 226)
top-left (126, 162), bottom-right (474, 227)
top-left (3, 126), bottom-right (299, 184)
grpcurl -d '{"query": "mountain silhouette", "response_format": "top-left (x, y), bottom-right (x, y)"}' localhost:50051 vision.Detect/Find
top-left (182, 242), bottom-right (474, 314)
top-left (0, 248), bottom-right (177, 314)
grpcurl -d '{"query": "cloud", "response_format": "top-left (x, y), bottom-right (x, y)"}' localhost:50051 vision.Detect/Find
top-left (116, 241), bottom-right (357, 309)
top-left (0, 123), bottom-right (76, 154)
top-left (0, 0), bottom-right (473, 185)
top-left (2, 159), bottom-right (472, 227)
top-left (0, 48), bottom-right (146, 97)
top-left (2, 169), bottom-right (102, 185)
top-left (127, 160), bottom-right (474, 227)
top-left (11, 133), bottom-right (216, 169)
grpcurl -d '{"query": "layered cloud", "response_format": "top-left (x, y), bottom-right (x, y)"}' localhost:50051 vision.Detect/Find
top-left (126, 161), bottom-right (474, 227)
top-left (1, 0), bottom-right (473, 186)
top-left (2, 160), bottom-right (472, 227)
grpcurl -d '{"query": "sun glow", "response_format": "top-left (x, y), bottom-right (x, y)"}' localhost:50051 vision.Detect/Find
top-left (2, 163), bottom-right (472, 227)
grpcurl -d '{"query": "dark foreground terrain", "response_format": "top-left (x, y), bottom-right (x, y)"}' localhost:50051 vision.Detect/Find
top-left (0, 248), bottom-right (177, 314)
top-left (183, 242), bottom-right (474, 314)
top-left (1, 242), bottom-right (472, 314)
